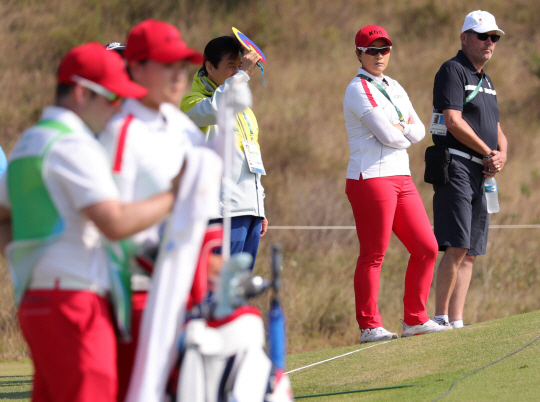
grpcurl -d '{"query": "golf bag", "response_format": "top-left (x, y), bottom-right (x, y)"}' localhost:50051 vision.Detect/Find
top-left (169, 248), bottom-right (293, 402)
top-left (171, 306), bottom-right (292, 402)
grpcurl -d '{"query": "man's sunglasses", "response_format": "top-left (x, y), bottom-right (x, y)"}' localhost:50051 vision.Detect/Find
top-left (356, 46), bottom-right (392, 56)
top-left (71, 75), bottom-right (124, 106)
top-left (465, 30), bottom-right (501, 43)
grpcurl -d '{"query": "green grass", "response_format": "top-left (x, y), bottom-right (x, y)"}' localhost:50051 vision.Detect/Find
top-left (286, 310), bottom-right (540, 401)
top-left (2, 311), bottom-right (540, 401)
top-left (0, 360), bottom-right (31, 401)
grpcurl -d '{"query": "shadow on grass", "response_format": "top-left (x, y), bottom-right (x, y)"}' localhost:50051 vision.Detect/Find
top-left (0, 375), bottom-right (32, 400)
top-left (0, 391), bottom-right (31, 400)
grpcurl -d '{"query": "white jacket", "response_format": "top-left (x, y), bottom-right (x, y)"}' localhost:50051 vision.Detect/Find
top-left (181, 70), bottom-right (265, 219)
top-left (343, 68), bottom-right (425, 180)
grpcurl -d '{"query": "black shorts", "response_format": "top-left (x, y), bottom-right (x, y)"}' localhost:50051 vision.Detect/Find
top-left (433, 156), bottom-right (488, 256)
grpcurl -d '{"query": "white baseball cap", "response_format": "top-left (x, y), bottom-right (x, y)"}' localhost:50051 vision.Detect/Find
top-left (462, 10), bottom-right (504, 35)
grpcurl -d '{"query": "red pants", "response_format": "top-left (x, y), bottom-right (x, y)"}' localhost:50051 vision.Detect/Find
top-left (116, 292), bottom-right (147, 402)
top-left (346, 176), bottom-right (438, 329)
top-left (18, 290), bottom-right (117, 402)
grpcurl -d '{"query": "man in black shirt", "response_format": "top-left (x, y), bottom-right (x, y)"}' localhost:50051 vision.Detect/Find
top-left (431, 10), bottom-right (508, 329)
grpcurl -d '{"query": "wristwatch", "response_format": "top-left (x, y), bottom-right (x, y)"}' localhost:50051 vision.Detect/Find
top-left (484, 153), bottom-right (493, 159)
top-left (399, 122), bottom-right (406, 131)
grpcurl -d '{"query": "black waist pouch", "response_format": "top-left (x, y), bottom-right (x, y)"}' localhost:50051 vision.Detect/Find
top-left (424, 145), bottom-right (451, 185)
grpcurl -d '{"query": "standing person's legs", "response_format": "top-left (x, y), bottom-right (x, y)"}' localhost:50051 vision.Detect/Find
top-left (229, 215), bottom-right (249, 255)
top-left (211, 216), bottom-right (261, 271)
top-left (346, 176), bottom-right (398, 329)
top-left (241, 216), bottom-right (263, 271)
top-left (392, 176), bottom-right (438, 326)
top-left (448, 255), bottom-right (476, 323)
top-left (435, 247), bottom-right (468, 317)
top-left (433, 157), bottom-right (487, 323)
top-left (447, 173), bottom-right (488, 324)
top-left (229, 215), bottom-right (262, 271)
top-left (18, 290), bottom-right (117, 402)
top-left (30, 364), bottom-right (49, 402)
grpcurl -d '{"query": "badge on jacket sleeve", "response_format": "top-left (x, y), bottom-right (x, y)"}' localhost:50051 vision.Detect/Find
top-left (242, 139), bottom-right (266, 175)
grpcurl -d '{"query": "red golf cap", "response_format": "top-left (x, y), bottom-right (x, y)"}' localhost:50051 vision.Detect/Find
top-left (355, 25), bottom-right (392, 47)
top-left (57, 42), bottom-right (147, 99)
top-left (125, 19), bottom-right (203, 64)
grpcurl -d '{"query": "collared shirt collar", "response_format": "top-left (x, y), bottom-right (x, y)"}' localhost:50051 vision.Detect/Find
top-left (122, 98), bottom-right (167, 128)
top-left (456, 50), bottom-right (483, 77)
top-left (357, 67), bottom-right (389, 86)
top-left (41, 106), bottom-right (95, 138)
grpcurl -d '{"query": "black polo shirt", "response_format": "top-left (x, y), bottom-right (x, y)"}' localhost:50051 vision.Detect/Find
top-left (432, 50), bottom-right (499, 159)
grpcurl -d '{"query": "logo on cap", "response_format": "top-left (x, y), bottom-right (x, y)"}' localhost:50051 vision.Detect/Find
top-left (370, 30), bottom-right (383, 36)
top-left (106, 42), bottom-right (124, 50)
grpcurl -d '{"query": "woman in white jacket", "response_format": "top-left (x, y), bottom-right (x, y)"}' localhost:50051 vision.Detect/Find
top-left (343, 25), bottom-right (451, 343)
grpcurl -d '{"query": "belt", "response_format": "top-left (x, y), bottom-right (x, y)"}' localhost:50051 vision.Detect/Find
top-left (28, 277), bottom-right (108, 297)
top-left (448, 148), bottom-right (483, 165)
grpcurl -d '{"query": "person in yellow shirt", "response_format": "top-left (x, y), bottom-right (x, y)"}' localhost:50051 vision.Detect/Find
top-left (181, 35), bottom-right (268, 272)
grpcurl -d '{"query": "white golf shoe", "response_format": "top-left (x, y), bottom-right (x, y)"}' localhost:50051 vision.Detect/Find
top-left (360, 327), bottom-right (398, 343)
top-left (401, 319), bottom-right (453, 338)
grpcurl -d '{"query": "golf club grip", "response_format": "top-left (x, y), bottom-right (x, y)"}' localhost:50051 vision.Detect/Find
top-left (271, 243), bottom-right (282, 286)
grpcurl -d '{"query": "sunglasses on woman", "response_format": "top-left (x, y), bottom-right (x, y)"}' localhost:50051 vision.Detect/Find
top-left (465, 30), bottom-right (501, 43)
top-left (356, 46), bottom-right (392, 56)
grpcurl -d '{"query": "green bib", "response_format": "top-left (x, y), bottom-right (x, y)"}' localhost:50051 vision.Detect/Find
top-left (7, 120), bottom-right (72, 304)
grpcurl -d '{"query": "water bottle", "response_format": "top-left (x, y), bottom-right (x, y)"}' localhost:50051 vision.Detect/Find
top-left (484, 177), bottom-right (500, 213)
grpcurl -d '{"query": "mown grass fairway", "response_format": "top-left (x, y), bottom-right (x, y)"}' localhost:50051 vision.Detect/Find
top-left (1, 312), bottom-right (539, 401)
top-left (287, 311), bottom-right (540, 401)
top-left (0, 360), bottom-right (31, 401)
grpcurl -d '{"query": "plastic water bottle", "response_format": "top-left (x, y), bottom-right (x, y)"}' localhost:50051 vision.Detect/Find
top-left (484, 177), bottom-right (500, 213)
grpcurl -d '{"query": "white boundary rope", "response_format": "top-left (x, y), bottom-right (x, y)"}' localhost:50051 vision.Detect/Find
top-left (269, 225), bottom-right (540, 230)
top-left (285, 341), bottom-right (391, 375)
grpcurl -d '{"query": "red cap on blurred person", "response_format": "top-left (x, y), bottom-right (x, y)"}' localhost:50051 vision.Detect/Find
top-left (125, 19), bottom-right (204, 64)
top-left (355, 25), bottom-right (392, 47)
top-left (57, 42), bottom-right (147, 99)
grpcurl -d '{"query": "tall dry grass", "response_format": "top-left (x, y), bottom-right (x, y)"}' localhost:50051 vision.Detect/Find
top-left (1, 0), bottom-right (540, 358)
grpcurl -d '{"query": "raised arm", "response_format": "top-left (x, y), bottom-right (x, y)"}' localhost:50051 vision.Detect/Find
top-left (181, 71), bottom-right (251, 131)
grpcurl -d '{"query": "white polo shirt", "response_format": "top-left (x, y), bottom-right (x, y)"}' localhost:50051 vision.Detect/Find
top-left (99, 99), bottom-right (199, 250)
top-left (0, 106), bottom-right (120, 291)
top-left (343, 68), bottom-right (426, 180)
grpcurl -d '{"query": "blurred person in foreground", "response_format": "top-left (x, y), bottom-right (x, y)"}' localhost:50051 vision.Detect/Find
top-left (100, 20), bottom-right (221, 402)
top-left (431, 11), bottom-right (507, 329)
top-left (181, 35), bottom-right (267, 272)
top-left (0, 43), bottom-right (183, 402)
top-left (343, 25), bottom-right (451, 343)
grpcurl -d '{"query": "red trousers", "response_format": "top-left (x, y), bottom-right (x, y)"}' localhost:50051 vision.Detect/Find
top-left (18, 290), bottom-right (117, 402)
top-left (346, 176), bottom-right (438, 329)
top-left (116, 291), bottom-right (147, 402)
